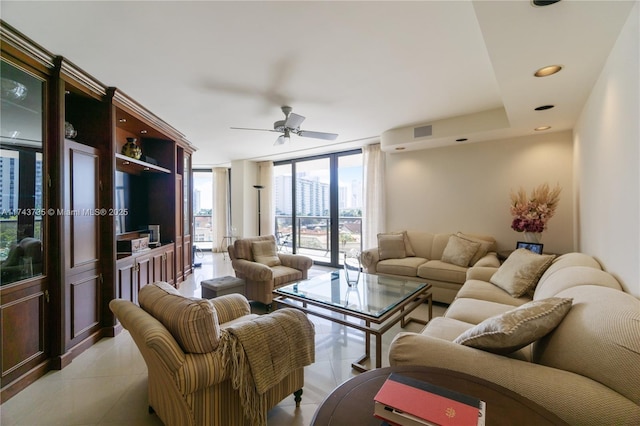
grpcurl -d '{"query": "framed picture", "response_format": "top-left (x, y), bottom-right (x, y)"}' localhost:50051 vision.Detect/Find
top-left (516, 241), bottom-right (544, 255)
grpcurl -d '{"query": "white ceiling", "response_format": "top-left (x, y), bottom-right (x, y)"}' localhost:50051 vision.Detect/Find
top-left (1, 1), bottom-right (635, 167)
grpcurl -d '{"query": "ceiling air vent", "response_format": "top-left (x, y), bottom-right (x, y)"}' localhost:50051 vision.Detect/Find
top-left (413, 125), bottom-right (432, 139)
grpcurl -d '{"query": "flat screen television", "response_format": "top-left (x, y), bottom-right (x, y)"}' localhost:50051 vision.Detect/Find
top-left (115, 171), bottom-right (147, 234)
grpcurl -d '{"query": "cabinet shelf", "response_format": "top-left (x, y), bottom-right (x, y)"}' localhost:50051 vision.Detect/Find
top-left (115, 153), bottom-right (170, 174)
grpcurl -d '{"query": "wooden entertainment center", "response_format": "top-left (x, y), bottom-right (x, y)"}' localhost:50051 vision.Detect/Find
top-left (0, 21), bottom-right (195, 401)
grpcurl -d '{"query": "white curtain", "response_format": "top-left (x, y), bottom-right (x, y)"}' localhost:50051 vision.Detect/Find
top-left (362, 143), bottom-right (386, 249)
top-left (212, 167), bottom-right (230, 252)
top-left (258, 161), bottom-right (274, 236)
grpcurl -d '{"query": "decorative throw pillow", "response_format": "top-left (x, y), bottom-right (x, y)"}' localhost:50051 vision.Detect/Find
top-left (490, 249), bottom-right (555, 297)
top-left (456, 232), bottom-right (493, 266)
top-left (378, 233), bottom-right (407, 260)
top-left (252, 240), bottom-right (282, 267)
top-left (139, 281), bottom-right (221, 353)
top-left (441, 235), bottom-right (481, 267)
top-left (453, 297), bottom-right (573, 354)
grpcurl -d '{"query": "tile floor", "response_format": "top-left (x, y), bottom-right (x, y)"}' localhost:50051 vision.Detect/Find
top-left (0, 252), bottom-right (445, 426)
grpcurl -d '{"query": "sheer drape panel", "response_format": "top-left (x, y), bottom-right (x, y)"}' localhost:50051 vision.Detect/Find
top-left (212, 167), bottom-right (230, 252)
top-left (258, 161), bottom-right (274, 236)
top-left (362, 143), bottom-right (386, 249)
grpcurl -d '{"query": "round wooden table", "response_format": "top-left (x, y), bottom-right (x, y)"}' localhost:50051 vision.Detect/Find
top-left (311, 366), bottom-right (567, 426)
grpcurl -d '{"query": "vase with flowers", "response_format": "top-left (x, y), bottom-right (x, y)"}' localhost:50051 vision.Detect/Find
top-left (510, 183), bottom-right (561, 243)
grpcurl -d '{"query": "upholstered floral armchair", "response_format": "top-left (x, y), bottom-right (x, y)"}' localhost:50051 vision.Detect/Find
top-left (228, 235), bottom-right (313, 306)
top-left (110, 281), bottom-right (315, 426)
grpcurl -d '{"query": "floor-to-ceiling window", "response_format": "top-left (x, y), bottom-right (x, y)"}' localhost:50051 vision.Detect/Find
top-left (274, 150), bottom-right (362, 267)
top-left (193, 169), bottom-right (213, 250)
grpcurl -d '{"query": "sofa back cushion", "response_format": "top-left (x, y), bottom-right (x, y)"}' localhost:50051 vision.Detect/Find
top-left (139, 281), bottom-right (221, 353)
top-left (533, 285), bottom-right (640, 404)
top-left (537, 252), bottom-right (602, 286)
top-left (405, 232), bottom-right (435, 259)
top-left (533, 266), bottom-right (622, 300)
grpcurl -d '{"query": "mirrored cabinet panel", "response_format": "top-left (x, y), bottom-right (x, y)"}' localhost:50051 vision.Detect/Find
top-left (0, 59), bottom-right (45, 285)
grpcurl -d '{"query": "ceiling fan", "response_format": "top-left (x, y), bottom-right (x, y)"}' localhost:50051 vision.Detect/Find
top-left (231, 106), bottom-right (338, 145)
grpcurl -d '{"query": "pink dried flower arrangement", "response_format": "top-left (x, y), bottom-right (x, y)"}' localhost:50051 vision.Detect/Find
top-left (510, 183), bottom-right (561, 233)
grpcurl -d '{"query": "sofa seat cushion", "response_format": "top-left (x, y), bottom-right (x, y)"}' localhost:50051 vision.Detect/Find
top-left (377, 257), bottom-right (427, 276)
top-left (445, 298), bottom-right (518, 325)
top-left (139, 281), bottom-right (222, 353)
top-left (533, 285), bottom-right (640, 404)
top-left (417, 260), bottom-right (467, 284)
top-left (453, 297), bottom-right (573, 355)
top-left (272, 265), bottom-right (304, 287)
top-left (456, 280), bottom-right (530, 307)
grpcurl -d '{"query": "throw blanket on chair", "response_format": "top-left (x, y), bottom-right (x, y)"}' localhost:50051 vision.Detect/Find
top-left (220, 308), bottom-right (315, 426)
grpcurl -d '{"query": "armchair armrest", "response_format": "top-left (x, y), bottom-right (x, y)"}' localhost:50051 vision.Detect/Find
top-left (361, 248), bottom-right (379, 272)
top-left (209, 294), bottom-right (251, 323)
top-left (278, 253), bottom-right (313, 271)
top-left (474, 252), bottom-right (500, 267)
top-left (176, 351), bottom-right (229, 395)
top-left (231, 258), bottom-right (273, 281)
top-left (466, 265), bottom-right (499, 281)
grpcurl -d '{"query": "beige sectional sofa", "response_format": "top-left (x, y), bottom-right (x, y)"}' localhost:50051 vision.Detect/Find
top-left (361, 231), bottom-right (499, 303)
top-left (389, 251), bottom-right (640, 425)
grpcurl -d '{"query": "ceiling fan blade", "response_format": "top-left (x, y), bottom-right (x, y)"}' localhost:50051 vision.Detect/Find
top-left (230, 127), bottom-right (280, 133)
top-left (297, 130), bottom-right (339, 140)
top-left (284, 112), bottom-right (305, 129)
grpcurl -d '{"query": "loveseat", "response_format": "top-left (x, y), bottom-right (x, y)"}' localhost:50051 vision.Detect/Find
top-left (109, 281), bottom-right (315, 426)
top-left (361, 231), bottom-right (499, 303)
top-left (389, 250), bottom-right (640, 425)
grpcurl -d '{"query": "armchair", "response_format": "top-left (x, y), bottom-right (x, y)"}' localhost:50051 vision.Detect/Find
top-left (109, 281), bottom-right (314, 426)
top-left (228, 235), bottom-right (312, 306)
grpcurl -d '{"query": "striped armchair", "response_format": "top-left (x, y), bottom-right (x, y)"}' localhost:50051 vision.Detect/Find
top-left (109, 282), bottom-right (310, 426)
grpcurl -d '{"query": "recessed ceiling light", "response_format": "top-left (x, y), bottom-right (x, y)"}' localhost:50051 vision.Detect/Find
top-left (534, 65), bottom-right (563, 77)
top-left (119, 118), bottom-right (127, 123)
top-left (140, 130), bottom-right (148, 134)
top-left (395, 147), bottom-right (405, 151)
top-left (455, 138), bottom-right (468, 142)
top-left (535, 105), bottom-right (555, 111)
top-left (535, 126), bottom-right (552, 131)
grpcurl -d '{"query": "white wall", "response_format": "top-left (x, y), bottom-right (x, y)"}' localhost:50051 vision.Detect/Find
top-left (385, 131), bottom-right (574, 255)
top-left (574, 3), bottom-right (639, 296)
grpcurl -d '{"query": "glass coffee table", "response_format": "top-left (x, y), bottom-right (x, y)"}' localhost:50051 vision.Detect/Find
top-left (273, 270), bottom-right (432, 372)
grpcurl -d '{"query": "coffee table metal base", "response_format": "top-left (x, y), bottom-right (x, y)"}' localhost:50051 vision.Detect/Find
top-left (273, 288), bottom-right (432, 372)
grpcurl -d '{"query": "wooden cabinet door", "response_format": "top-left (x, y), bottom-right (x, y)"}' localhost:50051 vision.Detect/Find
top-left (151, 250), bottom-right (164, 284)
top-left (63, 140), bottom-right (101, 351)
top-left (136, 253), bottom-right (152, 291)
top-left (115, 257), bottom-right (136, 304)
top-left (164, 246), bottom-right (175, 285)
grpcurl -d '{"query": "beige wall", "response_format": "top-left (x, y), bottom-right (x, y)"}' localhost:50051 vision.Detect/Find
top-left (385, 131), bottom-right (574, 255)
top-left (574, 3), bottom-right (639, 296)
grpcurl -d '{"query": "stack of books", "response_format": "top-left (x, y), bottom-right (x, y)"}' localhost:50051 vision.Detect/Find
top-left (374, 373), bottom-right (486, 426)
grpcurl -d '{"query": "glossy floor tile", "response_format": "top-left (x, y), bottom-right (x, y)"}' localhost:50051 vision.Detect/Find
top-left (1, 252), bottom-right (445, 426)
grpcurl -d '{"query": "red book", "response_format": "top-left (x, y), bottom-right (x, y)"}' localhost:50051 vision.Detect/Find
top-left (374, 373), bottom-right (485, 426)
